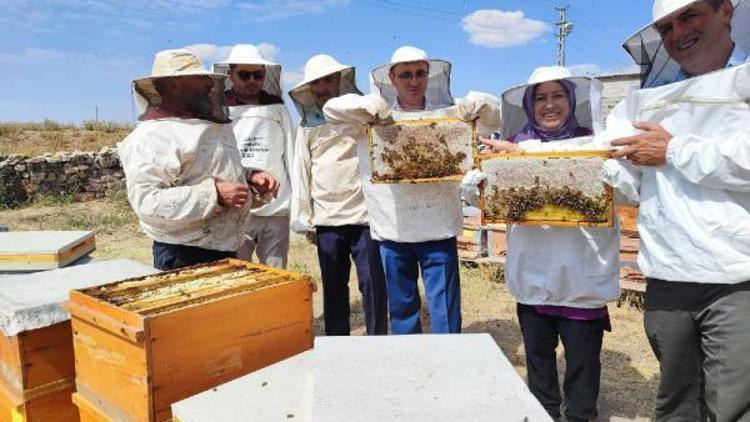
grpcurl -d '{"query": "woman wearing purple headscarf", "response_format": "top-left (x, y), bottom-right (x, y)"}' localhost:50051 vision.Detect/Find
top-left (481, 70), bottom-right (592, 151)
top-left (473, 66), bottom-right (620, 422)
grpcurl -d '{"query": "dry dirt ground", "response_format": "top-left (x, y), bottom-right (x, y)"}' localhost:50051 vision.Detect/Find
top-left (0, 196), bottom-right (659, 421)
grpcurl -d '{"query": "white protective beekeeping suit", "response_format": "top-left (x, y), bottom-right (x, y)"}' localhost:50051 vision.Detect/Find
top-left (213, 45), bottom-right (295, 219)
top-left (119, 49), bottom-right (252, 252)
top-left (466, 66), bottom-right (620, 308)
top-left (289, 55), bottom-right (369, 233)
top-left (603, 0), bottom-right (750, 283)
top-left (323, 46), bottom-right (502, 243)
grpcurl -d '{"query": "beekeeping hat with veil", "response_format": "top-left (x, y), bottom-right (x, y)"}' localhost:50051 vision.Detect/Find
top-left (288, 54), bottom-right (361, 127)
top-left (500, 66), bottom-right (603, 142)
top-left (623, 0), bottom-right (749, 88)
top-left (213, 44), bottom-right (283, 104)
top-left (132, 49), bottom-right (229, 123)
top-left (370, 46), bottom-right (454, 109)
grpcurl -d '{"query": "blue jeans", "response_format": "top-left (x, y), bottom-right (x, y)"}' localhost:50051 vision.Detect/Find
top-left (379, 237), bottom-right (461, 334)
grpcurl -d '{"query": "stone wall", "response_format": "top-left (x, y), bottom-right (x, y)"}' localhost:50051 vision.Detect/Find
top-left (0, 147), bottom-right (125, 207)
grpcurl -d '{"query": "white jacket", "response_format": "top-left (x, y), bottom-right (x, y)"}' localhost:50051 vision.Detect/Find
top-left (290, 123), bottom-right (368, 232)
top-left (324, 93), bottom-right (501, 243)
top-left (603, 63), bottom-right (750, 284)
top-left (118, 118), bottom-right (252, 251)
top-left (229, 103), bottom-right (295, 217)
top-left (463, 136), bottom-right (621, 308)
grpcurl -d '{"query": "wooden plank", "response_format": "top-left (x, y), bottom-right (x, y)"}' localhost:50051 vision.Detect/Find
top-left (71, 316), bottom-right (149, 422)
top-left (72, 392), bottom-right (111, 422)
top-left (0, 380), bottom-right (77, 422)
top-left (0, 380), bottom-right (20, 422)
top-left (21, 386), bottom-right (78, 422)
top-left (0, 335), bottom-right (21, 393)
top-left (148, 279), bottom-right (314, 421)
top-left (19, 322), bottom-right (75, 391)
top-left (57, 236), bottom-right (96, 268)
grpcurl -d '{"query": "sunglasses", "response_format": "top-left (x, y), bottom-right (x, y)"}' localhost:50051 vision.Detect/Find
top-left (237, 70), bottom-right (265, 81)
top-left (396, 69), bottom-right (428, 81)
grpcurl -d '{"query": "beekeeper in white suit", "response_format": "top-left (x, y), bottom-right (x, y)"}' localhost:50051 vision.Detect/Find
top-left (119, 49), bottom-right (277, 271)
top-left (324, 46), bottom-right (501, 335)
top-left (465, 66), bottom-right (619, 422)
top-left (289, 54), bottom-right (388, 336)
top-left (214, 44), bottom-right (295, 269)
top-left (603, 0), bottom-right (750, 420)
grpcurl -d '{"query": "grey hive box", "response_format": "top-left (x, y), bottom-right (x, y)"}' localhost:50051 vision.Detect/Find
top-left (172, 334), bottom-right (552, 422)
top-left (0, 231), bottom-right (96, 271)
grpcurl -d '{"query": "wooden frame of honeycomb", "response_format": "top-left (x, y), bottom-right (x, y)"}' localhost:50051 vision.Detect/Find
top-left (478, 150), bottom-right (615, 227)
top-left (367, 117), bottom-right (476, 183)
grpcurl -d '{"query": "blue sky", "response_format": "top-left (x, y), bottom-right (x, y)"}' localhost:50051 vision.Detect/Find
top-left (0, 0), bottom-right (648, 123)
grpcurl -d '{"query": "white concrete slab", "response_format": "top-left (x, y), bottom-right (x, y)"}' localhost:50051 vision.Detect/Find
top-left (0, 230), bottom-right (95, 270)
top-left (172, 351), bottom-right (313, 422)
top-left (313, 334), bottom-right (552, 422)
top-left (0, 259), bottom-right (157, 336)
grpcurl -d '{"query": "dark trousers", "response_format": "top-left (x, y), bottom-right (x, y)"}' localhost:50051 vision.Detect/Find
top-left (152, 241), bottom-right (235, 271)
top-left (517, 303), bottom-right (605, 422)
top-left (644, 278), bottom-right (750, 422)
top-left (316, 225), bottom-right (388, 336)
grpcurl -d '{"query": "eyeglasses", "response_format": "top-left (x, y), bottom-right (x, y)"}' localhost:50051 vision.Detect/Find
top-left (396, 69), bottom-right (428, 81)
top-left (237, 70), bottom-right (265, 81)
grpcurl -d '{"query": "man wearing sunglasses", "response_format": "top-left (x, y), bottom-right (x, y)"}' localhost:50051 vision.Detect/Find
top-left (324, 46), bottom-right (501, 335)
top-left (214, 44), bottom-right (295, 269)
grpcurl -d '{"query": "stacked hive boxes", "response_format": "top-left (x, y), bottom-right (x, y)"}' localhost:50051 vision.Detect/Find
top-left (0, 260), bottom-right (157, 422)
top-left (0, 322), bottom-right (78, 422)
top-left (68, 259), bottom-right (315, 422)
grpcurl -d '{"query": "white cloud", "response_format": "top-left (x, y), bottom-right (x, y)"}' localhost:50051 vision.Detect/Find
top-left (183, 42), bottom-right (280, 66)
top-left (257, 43), bottom-right (280, 61)
top-left (237, 0), bottom-right (349, 21)
top-left (462, 9), bottom-right (548, 48)
top-left (183, 43), bottom-right (234, 65)
top-left (282, 67), bottom-right (305, 88)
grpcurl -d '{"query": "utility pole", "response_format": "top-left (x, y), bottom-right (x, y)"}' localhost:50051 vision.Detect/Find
top-left (555, 5), bottom-right (573, 66)
top-left (95, 106), bottom-right (99, 122)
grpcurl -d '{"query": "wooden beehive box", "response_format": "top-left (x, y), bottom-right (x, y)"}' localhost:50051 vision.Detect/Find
top-left (368, 118), bottom-right (476, 183)
top-left (0, 231), bottom-right (95, 272)
top-left (0, 322), bottom-right (78, 422)
top-left (67, 259), bottom-right (315, 422)
top-left (479, 151), bottom-right (614, 227)
top-left (0, 260), bottom-right (157, 422)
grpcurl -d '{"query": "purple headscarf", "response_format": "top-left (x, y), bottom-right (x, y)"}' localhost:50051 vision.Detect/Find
top-left (510, 79), bottom-right (591, 142)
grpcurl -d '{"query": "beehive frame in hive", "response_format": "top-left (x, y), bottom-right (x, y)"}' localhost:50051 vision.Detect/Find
top-left (479, 150), bottom-right (614, 227)
top-left (367, 117), bottom-right (476, 183)
top-left (67, 259), bottom-right (315, 422)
